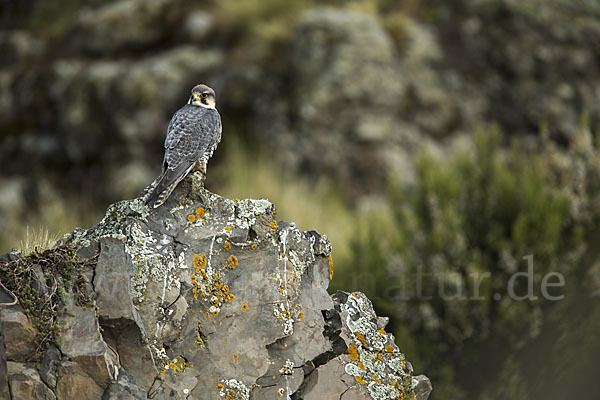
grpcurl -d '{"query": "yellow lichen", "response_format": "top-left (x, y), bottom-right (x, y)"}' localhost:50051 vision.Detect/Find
top-left (377, 328), bottom-right (386, 335)
top-left (223, 241), bottom-right (231, 251)
top-left (160, 355), bottom-right (188, 376)
top-left (251, 243), bottom-right (257, 250)
top-left (357, 362), bottom-right (366, 371)
top-left (193, 253), bottom-right (207, 269)
top-left (224, 226), bottom-right (232, 232)
top-left (226, 254), bottom-right (238, 269)
top-left (297, 311), bottom-right (304, 320)
top-left (191, 253), bottom-right (235, 315)
top-left (385, 345), bottom-right (395, 353)
top-left (233, 353), bottom-right (238, 360)
top-left (327, 255), bottom-right (334, 280)
top-left (355, 376), bottom-right (366, 385)
top-left (354, 332), bottom-right (367, 346)
top-left (347, 343), bottom-right (359, 361)
top-left (216, 383), bottom-right (225, 390)
top-left (269, 221), bottom-right (278, 231)
top-left (188, 214), bottom-right (196, 223)
top-left (196, 207), bottom-right (205, 219)
top-left (241, 303), bottom-right (248, 312)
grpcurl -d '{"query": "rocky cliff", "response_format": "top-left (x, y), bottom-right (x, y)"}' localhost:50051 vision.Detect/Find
top-left (0, 173), bottom-right (432, 400)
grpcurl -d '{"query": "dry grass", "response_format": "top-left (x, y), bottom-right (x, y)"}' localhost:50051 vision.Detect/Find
top-left (1, 193), bottom-right (103, 255)
top-left (18, 226), bottom-right (61, 255)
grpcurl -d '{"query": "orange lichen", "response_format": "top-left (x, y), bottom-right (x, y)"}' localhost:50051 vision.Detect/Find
top-left (226, 255), bottom-right (238, 269)
top-left (327, 255), bottom-right (334, 280)
top-left (347, 343), bottom-right (359, 361)
top-left (233, 354), bottom-right (238, 360)
top-left (193, 254), bottom-right (207, 269)
top-left (216, 383), bottom-right (225, 390)
top-left (357, 362), bottom-right (366, 371)
top-left (191, 253), bottom-right (208, 299)
top-left (195, 207), bottom-right (205, 219)
top-left (188, 214), bottom-right (196, 223)
top-left (355, 376), bottom-right (366, 385)
top-left (269, 221), bottom-right (278, 231)
top-left (377, 328), bottom-right (386, 335)
top-left (241, 303), bottom-right (248, 312)
top-left (223, 241), bottom-right (231, 251)
top-left (224, 226), bottom-right (232, 232)
top-left (385, 345), bottom-right (395, 353)
top-left (191, 253), bottom-right (235, 314)
top-left (297, 311), bottom-right (304, 320)
top-left (354, 332), bottom-right (367, 346)
top-left (251, 243), bottom-right (257, 250)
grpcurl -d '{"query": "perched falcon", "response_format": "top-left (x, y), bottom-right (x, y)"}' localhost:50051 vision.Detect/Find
top-left (147, 84), bottom-right (222, 208)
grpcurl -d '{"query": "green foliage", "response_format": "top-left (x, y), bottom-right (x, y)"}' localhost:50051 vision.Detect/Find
top-left (0, 245), bottom-right (96, 362)
top-left (338, 127), bottom-right (600, 399)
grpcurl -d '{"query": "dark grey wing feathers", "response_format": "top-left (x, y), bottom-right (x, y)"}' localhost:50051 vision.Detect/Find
top-left (147, 105), bottom-right (222, 208)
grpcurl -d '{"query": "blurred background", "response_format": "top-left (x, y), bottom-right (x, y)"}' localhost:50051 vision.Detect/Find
top-left (1, 0), bottom-right (599, 398)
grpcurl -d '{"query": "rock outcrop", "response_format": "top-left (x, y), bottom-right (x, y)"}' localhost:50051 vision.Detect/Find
top-left (0, 173), bottom-right (431, 400)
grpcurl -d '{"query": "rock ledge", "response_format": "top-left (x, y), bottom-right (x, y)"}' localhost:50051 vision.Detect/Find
top-left (0, 173), bottom-right (431, 400)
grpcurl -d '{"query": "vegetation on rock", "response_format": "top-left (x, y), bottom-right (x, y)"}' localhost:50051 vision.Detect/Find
top-left (0, 244), bottom-right (96, 362)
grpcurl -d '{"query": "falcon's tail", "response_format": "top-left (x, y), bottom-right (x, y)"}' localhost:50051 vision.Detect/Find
top-left (146, 164), bottom-right (194, 208)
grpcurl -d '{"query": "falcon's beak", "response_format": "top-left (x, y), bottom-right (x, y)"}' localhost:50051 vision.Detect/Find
top-left (190, 93), bottom-right (202, 106)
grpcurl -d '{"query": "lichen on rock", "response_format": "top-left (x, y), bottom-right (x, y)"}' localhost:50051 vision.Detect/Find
top-left (0, 173), bottom-right (431, 399)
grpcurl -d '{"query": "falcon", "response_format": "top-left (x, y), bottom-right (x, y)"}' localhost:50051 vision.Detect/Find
top-left (147, 84), bottom-right (222, 208)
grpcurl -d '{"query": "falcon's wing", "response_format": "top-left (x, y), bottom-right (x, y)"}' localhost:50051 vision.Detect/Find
top-left (147, 105), bottom-right (221, 208)
top-left (195, 107), bottom-right (222, 168)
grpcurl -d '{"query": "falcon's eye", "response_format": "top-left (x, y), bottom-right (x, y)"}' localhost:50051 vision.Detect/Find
top-left (201, 93), bottom-right (208, 98)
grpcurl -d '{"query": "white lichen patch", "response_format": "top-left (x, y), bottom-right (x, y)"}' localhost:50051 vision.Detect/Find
top-left (275, 227), bottom-right (295, 336)
top-left (129, 197), bottom-right (150, 221)
top-left (345, 363), bottom-right (365, 377)
top-left (150, 342), bottom-right (169, 367)
top-left (126, 222), bottom-right (182, 303)
top-left (234, 198), bottom-right (273, 228)
top-left (279, 359), bottom-right (294, 375)
top-left (340, 293), bottom-right (415, 399)
top-left (288, 249), bottom-right (309, 279)
top-left (218, 378), bottom-right (251, 400)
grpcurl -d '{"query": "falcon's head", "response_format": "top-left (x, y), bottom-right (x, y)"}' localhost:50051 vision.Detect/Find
top-left (189, 84), bottom-right (216, 109)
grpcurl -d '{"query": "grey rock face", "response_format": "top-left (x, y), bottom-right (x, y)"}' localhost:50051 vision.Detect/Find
top-left (0, 173), bottom-right (431, 399)
top-left (0, 305), bottom-right (38, 360)
top-left (5, 362), bottom-right (55, 400)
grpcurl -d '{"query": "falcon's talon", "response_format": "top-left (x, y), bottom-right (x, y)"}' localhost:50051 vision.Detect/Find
top-left (146, 84), bottom-right (222, 208)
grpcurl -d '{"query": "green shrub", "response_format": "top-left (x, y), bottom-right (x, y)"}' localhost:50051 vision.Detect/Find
top-left (336, 127), bottom-right (600, 399)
